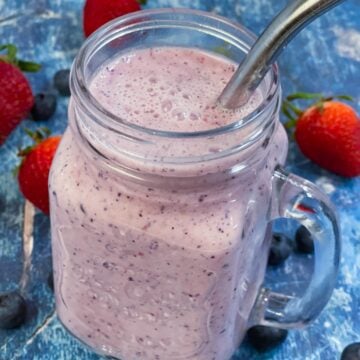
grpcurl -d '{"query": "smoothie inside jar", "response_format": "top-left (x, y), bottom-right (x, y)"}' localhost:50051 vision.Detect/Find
top-left (89, 47), bottom-right (263, 132)
top-left (51, 44), bottom-right (286, 360)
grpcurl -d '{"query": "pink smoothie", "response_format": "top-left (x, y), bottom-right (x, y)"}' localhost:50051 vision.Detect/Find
top-left (89, 47), bottom-right (263, 132)
top-left (50, 47), bottom-right (288, 360)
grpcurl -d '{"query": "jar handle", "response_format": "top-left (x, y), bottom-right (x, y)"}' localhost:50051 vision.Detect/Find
top-left (250, 166), bottom-right (341, 328)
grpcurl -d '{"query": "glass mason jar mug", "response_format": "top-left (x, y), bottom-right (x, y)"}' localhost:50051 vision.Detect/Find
top-left (49, 9), bottom-right (340, 360)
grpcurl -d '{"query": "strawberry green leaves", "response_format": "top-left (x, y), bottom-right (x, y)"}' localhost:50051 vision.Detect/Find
top-left (22, 127), bottom-right (51, 146)
top-left (0, 44), bottom-right (41, 73)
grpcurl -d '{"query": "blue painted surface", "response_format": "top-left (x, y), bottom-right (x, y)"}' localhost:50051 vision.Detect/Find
top-left (0, 0), bottom-right (359, 359)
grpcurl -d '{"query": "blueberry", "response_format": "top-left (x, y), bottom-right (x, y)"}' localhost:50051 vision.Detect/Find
top-left (0, 291), bottom-right (27, 329)
top-left (54, 69), bottom-right (71, 96)
top-left (31, 92), bottom-right (57, 121)
top-left (268, 233), bottom-right (292, 266)
top-left (247, 325), bottom-right (288, 352)
top-left (295, 225), bottom-right (314, 254)
top-left (341, 343), bottom-right (360, 360)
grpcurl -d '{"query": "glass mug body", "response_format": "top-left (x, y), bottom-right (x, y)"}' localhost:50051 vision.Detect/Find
top-left (49, 9), bottom-right (340, 360)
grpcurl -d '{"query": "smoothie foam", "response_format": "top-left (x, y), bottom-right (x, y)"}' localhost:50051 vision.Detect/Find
top-left (89, 47), bottom-right (263, 132)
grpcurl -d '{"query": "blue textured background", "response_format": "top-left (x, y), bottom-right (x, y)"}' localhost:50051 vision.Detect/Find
top-left (0, 0), bottom-right (359, 359)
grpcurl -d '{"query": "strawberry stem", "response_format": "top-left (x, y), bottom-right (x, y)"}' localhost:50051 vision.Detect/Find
top-left (283, 100), bottom-right (302, 116)
top-left (281, 99), bottom-right (304, 131)
top-left (17, 60), bottom-right (41, 73)
top-left (336, 95), bottom-right (353, 101)
top-left (322, 97), bottom-right (334, 102)
top-left (286, 92), bottom-right (323, 101)
top-left (0, 44), bottom-right (41, 72)
top-left (18, 146), bottom-right (34, 157)
top-left (284, 118), bottom-right (297, 130)
top-left (23, 127), bottom-right (50, 144)
top-left (287, 92), bottom-right (353, 103)
top-left (0, 44), bottom-right (17, 62)
top-left (137, 0), bottom-right (147, 5)
top-left (281, 102), bottom-right (296, 123)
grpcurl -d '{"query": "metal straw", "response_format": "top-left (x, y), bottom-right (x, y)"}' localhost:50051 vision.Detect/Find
top-left (218, 0), bottom-right (345, 109)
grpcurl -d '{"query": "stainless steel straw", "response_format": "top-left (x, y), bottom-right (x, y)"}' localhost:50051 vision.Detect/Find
top-left (218, 0), bottom-right (345, 109)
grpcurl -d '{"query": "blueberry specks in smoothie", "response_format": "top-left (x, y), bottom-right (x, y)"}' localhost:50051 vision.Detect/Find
top-left (80, 204), bottom-right (86, 214)
top-left (262, 137), bottom-right (270, 148)
top-left (198, 194), bottom-right (208, 202)
top-left (149, 241), bottom-right (159, 250)
top-left (241, 228), bottom-right (246, 239)
top-left (102, 261), bottom-right (115, 270)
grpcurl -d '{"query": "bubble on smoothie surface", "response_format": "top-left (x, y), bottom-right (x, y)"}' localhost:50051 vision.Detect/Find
top-left (89, 47), bottom-right (264, 132)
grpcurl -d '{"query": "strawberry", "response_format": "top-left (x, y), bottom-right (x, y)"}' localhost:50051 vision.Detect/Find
top-left (17, 129), bottom-right (61, 214)
top-left (283, 93), bottom-right (360, 177)
top-left (0, 44), bottom-right (41, 145)
top-left (83, 0), bottom-right (146, 37)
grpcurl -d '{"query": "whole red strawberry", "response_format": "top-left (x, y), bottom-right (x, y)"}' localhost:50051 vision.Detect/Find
top-left (0, 44), bottom-right (40, 145)
top-left (83, 0), bottom-right (145, 37)
top-left (283, 94), bottom-right (360, 177)
top-left (18, 130), bottom-right (61, 214)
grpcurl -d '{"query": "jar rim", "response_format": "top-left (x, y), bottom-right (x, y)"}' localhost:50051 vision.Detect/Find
top-left (71, 8), bottom-right (280, 140)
